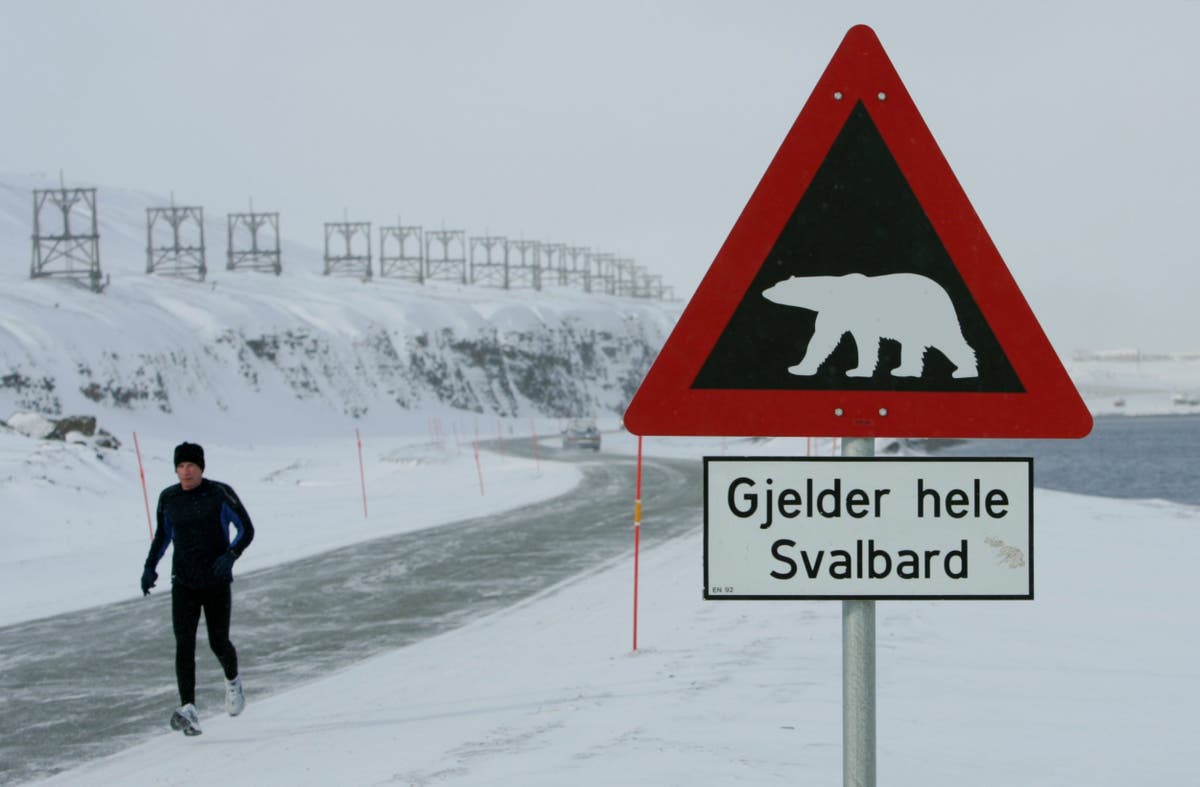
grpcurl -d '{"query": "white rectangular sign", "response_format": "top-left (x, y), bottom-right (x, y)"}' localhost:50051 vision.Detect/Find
top-left (704, 457), bottom-right (1033, 600)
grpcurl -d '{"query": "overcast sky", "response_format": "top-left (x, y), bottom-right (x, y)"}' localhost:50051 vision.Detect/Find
top-left (3, 1), bottom-right (1197, 353)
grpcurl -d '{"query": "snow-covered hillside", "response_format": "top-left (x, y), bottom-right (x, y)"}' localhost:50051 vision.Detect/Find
top-left (1, 173), bottom-right (679, 440)
top-left (5, 171), bottom-right (1199, 442)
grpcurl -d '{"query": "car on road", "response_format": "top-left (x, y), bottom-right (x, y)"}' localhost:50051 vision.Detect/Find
top-left (561, 418), bottom-right (601, 451)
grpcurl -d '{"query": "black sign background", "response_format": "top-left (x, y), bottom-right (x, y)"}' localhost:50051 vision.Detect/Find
top-left (692, 102), bottom-right (1023, 393)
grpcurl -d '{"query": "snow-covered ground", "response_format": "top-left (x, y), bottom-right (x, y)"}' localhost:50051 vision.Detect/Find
top-left (0, 423), bottom-right (581, 628)
top-left (2, 422), bottom-right (1194, 785)
top-left (4, 171), bottom-right (1199, 783)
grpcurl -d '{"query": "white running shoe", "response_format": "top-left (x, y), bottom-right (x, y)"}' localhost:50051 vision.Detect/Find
top-left (225, 675), bottom-right (245, 716)
top-left (169, 703), bottom-right (202, 736)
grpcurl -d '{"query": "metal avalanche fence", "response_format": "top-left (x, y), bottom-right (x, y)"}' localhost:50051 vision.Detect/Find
top-left (28, 183), bottom-right (674, 300)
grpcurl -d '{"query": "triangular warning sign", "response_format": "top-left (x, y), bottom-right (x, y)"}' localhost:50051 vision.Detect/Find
top-left (624, 25), bottom-right (1092, 439)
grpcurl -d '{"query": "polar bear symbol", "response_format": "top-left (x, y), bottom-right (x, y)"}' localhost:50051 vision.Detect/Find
top-left (762, 273), bottom-right (978, 379)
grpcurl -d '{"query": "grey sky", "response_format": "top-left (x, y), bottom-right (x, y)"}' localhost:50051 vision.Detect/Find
top-left (3, 1), bottom-right (1197, 353)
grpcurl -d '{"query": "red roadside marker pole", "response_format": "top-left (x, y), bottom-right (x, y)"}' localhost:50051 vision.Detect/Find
top-left (530, 417), bottom-right (540, 472)
top-left (133, 432), bottom-right (153, 539)
top-left (356, 429), bottom-right (368, 518)
top-left (473, 440), bottom-right (485, 495)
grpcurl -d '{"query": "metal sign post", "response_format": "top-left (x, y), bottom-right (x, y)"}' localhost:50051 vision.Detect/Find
top-left (841, 436), bottom-right (875, 787)
top-left (703, 450), bottom-right (1034, 784)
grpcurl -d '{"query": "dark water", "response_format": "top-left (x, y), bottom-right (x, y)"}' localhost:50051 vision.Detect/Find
top-left (924, 414), bottom-right (1199, 506)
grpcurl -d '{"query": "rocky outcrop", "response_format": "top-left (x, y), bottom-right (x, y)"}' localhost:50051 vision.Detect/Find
top-left (1, 314), bottom-right (668, 422)
top-left (4, 411), bottom-right (121, 449)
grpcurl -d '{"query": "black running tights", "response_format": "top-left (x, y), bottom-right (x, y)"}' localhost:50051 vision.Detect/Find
top-left (171, 583), bottom-right (239, 706)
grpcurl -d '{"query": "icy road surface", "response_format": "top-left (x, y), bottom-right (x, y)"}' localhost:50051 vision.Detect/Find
top-left (0, 440), bottom-right (700, 785)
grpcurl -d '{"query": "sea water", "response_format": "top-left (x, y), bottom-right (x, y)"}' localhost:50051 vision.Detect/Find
top-left (925, 414), bottom-right (1199, 506)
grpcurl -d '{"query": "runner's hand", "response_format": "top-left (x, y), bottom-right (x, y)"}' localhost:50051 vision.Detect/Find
top-left (213, 551), bottom-right (237, 582)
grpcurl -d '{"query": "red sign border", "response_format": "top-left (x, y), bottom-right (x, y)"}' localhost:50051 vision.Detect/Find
top-left (624, 25), bottom-right (1092, 439)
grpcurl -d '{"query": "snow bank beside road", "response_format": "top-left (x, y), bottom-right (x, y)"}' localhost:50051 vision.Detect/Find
top-left (0, 427), bottom-right (579, 627)
top-left (37, 487), bottom-right (1200, 786)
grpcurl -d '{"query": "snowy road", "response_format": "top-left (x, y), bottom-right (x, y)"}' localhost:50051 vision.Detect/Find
top-left (0, 441), bottom-right (701, 785)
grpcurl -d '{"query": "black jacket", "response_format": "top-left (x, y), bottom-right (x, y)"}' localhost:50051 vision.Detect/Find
top-left (144, 479), bottom-right (254, 589)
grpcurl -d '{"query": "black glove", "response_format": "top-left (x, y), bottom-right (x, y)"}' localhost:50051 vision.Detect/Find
top-left (213, 551), bottom-right (237, 582)
top-left (141, 567), bottom-right (157, 596)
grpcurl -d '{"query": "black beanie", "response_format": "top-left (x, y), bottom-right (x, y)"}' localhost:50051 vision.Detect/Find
top-left (173, 442), bottom-right (205, 470)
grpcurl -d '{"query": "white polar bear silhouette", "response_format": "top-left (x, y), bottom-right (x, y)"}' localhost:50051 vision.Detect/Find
top-left (762, 273), bottom-right (978, 379)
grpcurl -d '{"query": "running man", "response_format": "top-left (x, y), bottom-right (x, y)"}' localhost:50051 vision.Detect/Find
top-left (141, 441), bottom-right (255, 736)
